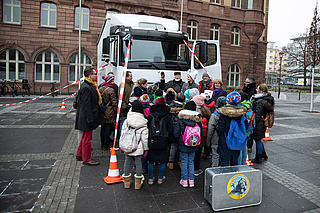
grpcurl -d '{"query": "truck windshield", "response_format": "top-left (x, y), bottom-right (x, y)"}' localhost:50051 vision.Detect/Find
top-left (122, 39), bottom-right (189, 71)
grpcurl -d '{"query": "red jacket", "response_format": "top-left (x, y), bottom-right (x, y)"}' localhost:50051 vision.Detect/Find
top-left (199, 79), bottom-right (213, 93)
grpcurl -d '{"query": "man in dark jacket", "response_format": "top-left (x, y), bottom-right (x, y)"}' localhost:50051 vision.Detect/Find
top-left (164, 72), bottom-right (184, 93)
top-left (242, 76), bottom-right (256, 101)
top-left (198, 73), bottom-right (213, 94)
top-left (76, 67), bottom-right (103, 166)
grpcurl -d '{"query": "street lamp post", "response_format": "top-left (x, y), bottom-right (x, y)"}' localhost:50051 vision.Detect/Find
top-left (278, 52), bottom-right (284, 99)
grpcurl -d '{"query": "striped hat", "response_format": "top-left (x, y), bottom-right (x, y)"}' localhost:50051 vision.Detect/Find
top-left (102, 75), bottom-right (114, 84)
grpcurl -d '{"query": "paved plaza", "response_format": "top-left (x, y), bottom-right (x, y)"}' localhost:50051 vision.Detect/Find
top-left (0, 92), bottom-right (319, 212)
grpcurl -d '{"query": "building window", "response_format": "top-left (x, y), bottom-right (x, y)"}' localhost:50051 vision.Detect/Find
top-left (210, 24), bottom-right (220, 40)
top-left (247, 0), bottom-right (253, 9)
top-left (75, 7), bottom-right (90, 30)
top-left (270, 56), bottom-right (273, 59)
top-left (3, 0), bottom-right (21, 24)
top-left (211, 0), bottom-right (221, 4)
top-left (232, 0), bottom-right (241, 8)
top-left (270, 50), bottom-right (273, 53)
top-left (41, 2), bottom-right (57, 27)
top-left (269, 62), bottom-right (272, 65)
top-left (231, 27), bottom-right (240, 46)
top-left (227, 64), bottom-right (240, 87)
top-left (269, 67), bottom-right (272, 71)
top-left (69, 53), bottom-right (92, 82)
top-left (0, 49), bottom-right (25, 80)
top-left (35, 51), bottom-right (60, 82)
top-left (187, 20), bottom-right (198, 41)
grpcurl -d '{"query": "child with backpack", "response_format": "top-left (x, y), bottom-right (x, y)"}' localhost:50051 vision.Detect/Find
top-left (206, 96), bottom-right (226, 167)
top-left (216, 92), bottom-right (248, 166)
top-left (121, 101), bottom-right (149, 190)
top-left (147, 97), bottom-right (173, 185)
top-left (173, 101), bottom-right (203, 188)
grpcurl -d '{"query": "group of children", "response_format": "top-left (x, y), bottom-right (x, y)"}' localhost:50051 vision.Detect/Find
top-left (119, 77), bottom-right (272, 190)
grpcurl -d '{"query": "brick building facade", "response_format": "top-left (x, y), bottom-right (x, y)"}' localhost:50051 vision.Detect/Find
top-left (0, 0), bottom-right (269, 94)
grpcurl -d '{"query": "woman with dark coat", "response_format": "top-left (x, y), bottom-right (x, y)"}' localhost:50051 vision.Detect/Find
top-left (147, 97), bottom-right (173, 185)
top-left (242, 76), bottom-right (257, 101)
top-left (251, 84), bottom-right (274, 163)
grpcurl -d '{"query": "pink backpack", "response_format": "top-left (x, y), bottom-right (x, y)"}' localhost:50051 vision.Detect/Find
top-left (182, 124), bottom-right (201, 147)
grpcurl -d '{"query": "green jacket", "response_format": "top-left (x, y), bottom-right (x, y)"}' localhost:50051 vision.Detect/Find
top-left (119, 79), bottom-right (134, 117)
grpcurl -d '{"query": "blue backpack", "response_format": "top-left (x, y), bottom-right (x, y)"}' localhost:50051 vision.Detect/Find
top-left (225, 115), bottom-right (247, 150)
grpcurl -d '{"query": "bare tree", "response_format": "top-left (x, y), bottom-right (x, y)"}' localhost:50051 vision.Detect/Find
top-left (307, 3), bottom-right (320, 71)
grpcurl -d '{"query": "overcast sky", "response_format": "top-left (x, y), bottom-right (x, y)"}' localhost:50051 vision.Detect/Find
top-left (267, 0), bottom-right (319, 48)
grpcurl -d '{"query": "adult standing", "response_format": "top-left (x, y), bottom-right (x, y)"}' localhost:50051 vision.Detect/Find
top-left (132, 78), bottom-right (148, 98)
top-left (107, 72), bottom-right (119, 99)
top-left (76, 67), bottom-right (103, 166)
top-left (164, 72), bottom-right (184, 93)
top-left (242, 76), bottom-right (256, 101)
top-left (119, 71), bottom-right (134, 118)
top-left (181, 73), bottom-right (200, 94)
top-left (198, 73), bottom-right (213, 94)
top-left (99, 75), bottom-right (117, 150)
top-left (251, 84), bottom-right (274, 163)
top-left (210, 78), bottom-right (227, 103)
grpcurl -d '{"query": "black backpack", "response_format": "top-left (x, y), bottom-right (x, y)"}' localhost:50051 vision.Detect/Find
top-left (149, 114), bottom-right (169, 150)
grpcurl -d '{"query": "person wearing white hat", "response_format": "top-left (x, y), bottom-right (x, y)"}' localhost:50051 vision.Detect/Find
top-left (181, 72), bottom-right (200, 94)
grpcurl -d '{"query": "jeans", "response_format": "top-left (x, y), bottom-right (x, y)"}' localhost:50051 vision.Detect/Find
top-left (168, 143), bottom-right (178, 162)
top-left (247, 137), bottom-right (254, 149)
top-left (211, 144), bottom-right (219, 167)
top-left (255, 139), bottom-right (265, 155)
top-left (148, 162), bottom-right (165, 179)
top-left (180, 152), bottom-right (195, 180)
top-left (101, 123), bottom-right (113, 147)
top-left (124, 155), bottom-right (142, 176)
top-left (238, 143), bottom-right (247, 165)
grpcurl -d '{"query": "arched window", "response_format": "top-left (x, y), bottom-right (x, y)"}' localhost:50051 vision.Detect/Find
top-left (187, 20), bottom-right (198, 41)
top-left (41, 2), bottom-right (57, 27)
top-left (0, 49), bottom-right (25, 80)
top-left (210, 24), bottom-right (220, 40)
top-left (75, 7), bottom-right (90, 30)
top-left (227, 64), bottom-right (240, 87)
top-left (35, 51), bottom-right (60, 82)
top-left (231, 27), bottom-right (240, 46)
top-left (69, 53), bottom-right (92, 82)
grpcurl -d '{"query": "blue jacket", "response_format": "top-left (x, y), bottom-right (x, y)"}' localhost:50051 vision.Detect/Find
top-left (173, 109), bottom-right (203, 153)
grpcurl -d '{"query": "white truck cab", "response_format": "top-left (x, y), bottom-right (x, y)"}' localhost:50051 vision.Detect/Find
top-left (97, 13), bottom-right (221, 86)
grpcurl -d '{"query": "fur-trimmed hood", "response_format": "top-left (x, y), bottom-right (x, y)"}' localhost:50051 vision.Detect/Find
top-left (178, 109), bottom-right (202, 123)
top-left (220, 105), bottom-right (246, 118)
top-left (169, 100), bottom-right (184, 114)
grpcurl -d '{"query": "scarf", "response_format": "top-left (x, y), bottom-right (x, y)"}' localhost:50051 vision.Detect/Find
top-left (85, 77), bottom-right (102, 105)
top-left (212, 87), bottom-right (222, 97)
top-left (101, 82), bottom-right (114, 88)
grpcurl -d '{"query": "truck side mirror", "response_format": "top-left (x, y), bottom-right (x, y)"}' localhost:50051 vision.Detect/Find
top-left (103, 37), bottom-right (110, 55)
top-left (199, 42), bottom-right (208, 64)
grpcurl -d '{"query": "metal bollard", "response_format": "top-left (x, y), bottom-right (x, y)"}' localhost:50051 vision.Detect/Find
top-left (40, 85), bottom-right (42, 96)
top-left (298, 91), bottom-right (301, 101)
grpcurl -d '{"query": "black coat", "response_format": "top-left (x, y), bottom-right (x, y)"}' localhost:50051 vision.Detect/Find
top-left (251, 94), bottom-right (274, 140)
top-left (164, 79), bottom-right (184, 93)
top-left (76, 80), bottom-right (103, 131)
top-left (242, 83), bottom-right (256, 100)
top-left (147, 104), bottom-right (173, 163)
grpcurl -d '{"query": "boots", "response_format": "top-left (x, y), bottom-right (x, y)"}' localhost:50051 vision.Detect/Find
top-left (262, 151), bottom-right (268, 160)
top-left (251, 154), bottom-right (262, 164)
top-left (134, 174), bottom-right (144, 190)
top-left (167, 162), bottom-right (174, 170)
top-left (123, 174), bottom-right (132, 189)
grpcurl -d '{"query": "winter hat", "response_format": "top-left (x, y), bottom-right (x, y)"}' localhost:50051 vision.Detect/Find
top-left (147, 84), bottom-right (157, 95)
top-left (131, 100), bottom-right (144, 114)
top-left (202, 73), bottom-right (210, 78)
top-left (185, 101), bottom-right (197, 111)
top-left (103, 75), bottom-right (114, 84)
top-left (154, 89), bottom-right (163, 100)
top-left (216, 96), bottom-right (226, 108)
top-left (189, 88), bottom-right (199, 99)
top-left (165, 91), bottom-right (175, 105)
top-left (166, 87), bottom-right (176, 94)
top-left (188, 72), bottom-right (197, 81)
top-left (226, 92), bottom-right (241, 105)
top-left (133, 86), bottom-right (143, 97)
top-left (192, 94), bottom-right (205, 108)
top-left (139, 94), bottom-right (150, 104)
top-left (184, 89), bottom-right (191, 101)
top-left (154, 97), bottom-right (166, 105)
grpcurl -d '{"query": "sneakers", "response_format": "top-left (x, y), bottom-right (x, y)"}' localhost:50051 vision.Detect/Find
top-left (157, 176), bottom-right (166, 185)
top-left (194, 169), bottom-right (203, 177)
top-left (188, 179), bottom-right (195, 187)
top-left (148, 177), bottom-right (155, 185)
top-left (180, 179), bottom-right (188, 187)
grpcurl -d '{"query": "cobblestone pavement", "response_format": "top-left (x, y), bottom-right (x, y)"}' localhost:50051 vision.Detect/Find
top-left (0, 93), bottom-right (319, 212)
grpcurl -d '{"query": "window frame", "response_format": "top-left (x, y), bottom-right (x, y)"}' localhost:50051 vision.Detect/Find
top-left (75, 6), bottom-right (90, 31)
top-left (232, 0), bottom-right (241, 8)
top-left (211, 0), bottom-right (221, 4)
top-left (0, 49), bottom-right (25, 80)
top-left (3, 0), bottom-right (21, 24)
top-left (35, 51), bottom-right (60, 82)
top-left (231, 27), bottom-right (240, 46)
top-left (227, 64), bottom-right (241, 87)
top-left (187, 20), bottom-right (198, 41)
top-left (68, 53), bottom-right (92, 82)
top-left (210, 24), bottom-right (220, 40)
top-left (40, 2), bottom-right (57, 28)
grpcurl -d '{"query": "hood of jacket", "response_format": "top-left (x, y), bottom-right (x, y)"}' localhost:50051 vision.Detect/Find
top-left (220, 105), bottom-right (246, 118)
top-left (126, 111), bottom-right (148, 129)
top-left (150, 104), bottom-right (170, 117)
top-left (170, 101), bottom-right (184, 113)
top-left (262, 96), bottom-right (274, 112)
top-left (178, 109), bottom-right (202, 125)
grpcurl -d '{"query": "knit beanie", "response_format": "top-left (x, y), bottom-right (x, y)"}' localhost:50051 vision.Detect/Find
top-left (154, 89), bottom-right (163, 100)
top-left (189, 88), bottom-right (199, 99)
top-left (188, 72), bottom-right (197, 81)
top-left (226, 92), bottom-right (241, 105)
top-left (131, 100), bottom-right (144, 114)
top-left (192, 94), bottom-right (205, 108)
top-left (216, 96), bottom-right (226, 108)
top-left (185, 101), bottom-right (197, 111)
top-left (133, 87), bottom-right (143, 98)
top-left (165, 91), bottom-right (175, 105)
top-left (202, 73), bottom-right (210, 78)
top-left (154, 97), bottom-right (166, 105)
top-left (139, 94), bottom-right (150, 104)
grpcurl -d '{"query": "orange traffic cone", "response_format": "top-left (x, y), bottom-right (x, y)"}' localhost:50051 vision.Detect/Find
top-left (104, 148), bottom-right (123, 184)
top-left (60, 101), bottom-right (66, 110)
top-left (262, 127), bottom-right (273, 141)
top-left (246, 149), bottom-right (253, 165)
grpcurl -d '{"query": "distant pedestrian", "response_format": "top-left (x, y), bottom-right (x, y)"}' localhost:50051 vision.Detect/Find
top-left (181, 73), bottom-right (200, 94)
top-left (164, 71), bottom-right (184, 93)
top-left (76, 67), bottom-right (103, 166)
